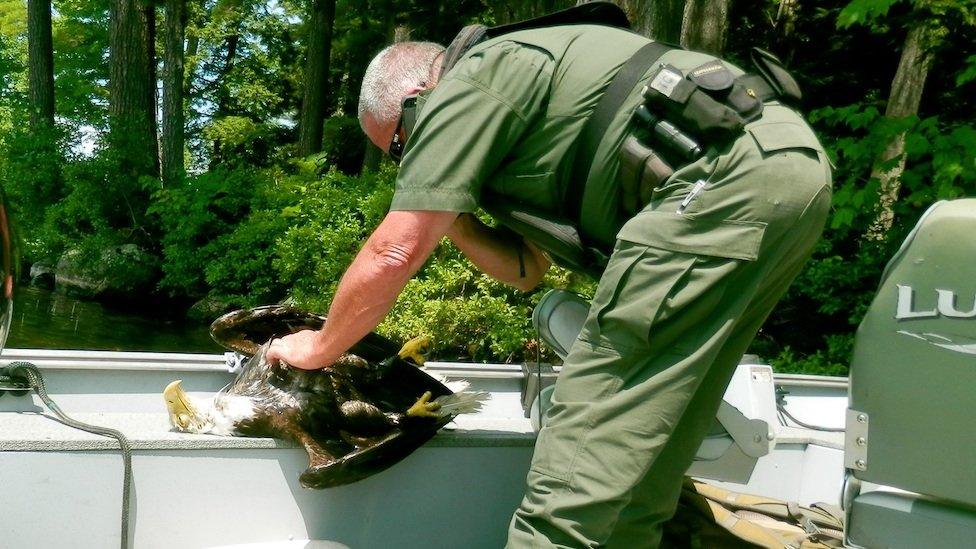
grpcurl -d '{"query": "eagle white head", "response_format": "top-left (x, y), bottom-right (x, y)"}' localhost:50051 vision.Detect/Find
top-left (163, 379), bottom-right (257, 436)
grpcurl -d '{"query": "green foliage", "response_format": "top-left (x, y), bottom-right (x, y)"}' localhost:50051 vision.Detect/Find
top-left (51, 0), bottom-right (109, 126)
top-left (0, 127), bottom-right (65, 228)
top-left (958, 54), bottom-right (976, 84)
top-left (317, 116), bottom-right (366, 174)
top-left (273, 164), bottom-right (394, 307)
top-left (767, 335), bottom-right (853, 378)
top-left (810, 104), bottom-right (976, 230)
top-left (202, 116), bottom-right (293, 168)
top-left (379, 258), bottom-right (533, 362)
top-left (150, 165), bottom-right (290, 303)
top-left (837, 0), bottom-right (903, 28)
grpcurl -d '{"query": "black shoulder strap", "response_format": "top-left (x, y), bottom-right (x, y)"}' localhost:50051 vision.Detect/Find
top-left (440, 24), bottom-right (488, 81)
top-left (566, 41), bottom-right (674, 222)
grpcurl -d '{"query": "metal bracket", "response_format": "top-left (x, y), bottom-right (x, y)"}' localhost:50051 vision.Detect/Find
top-left (0, 367), bottom-right (31, 396)
top-left (520, 362), bottom-right (558, 418)
top-left (715, 400), bottom-right (773, 458)
top-left (224, 352), bottom-right (247, 374)
top-left (845, 408), bottom-right (869, 472)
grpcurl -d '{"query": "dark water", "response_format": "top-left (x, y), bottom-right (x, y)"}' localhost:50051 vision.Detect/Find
top-left (5, 286), bottom-right (222, 353)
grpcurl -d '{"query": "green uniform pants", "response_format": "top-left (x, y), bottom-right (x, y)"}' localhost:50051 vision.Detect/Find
top-left (507, 104), bottom-right (832, 548)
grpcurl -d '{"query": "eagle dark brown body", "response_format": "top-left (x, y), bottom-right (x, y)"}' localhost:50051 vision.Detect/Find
top-left (164, 305), bottom-right (480, 489)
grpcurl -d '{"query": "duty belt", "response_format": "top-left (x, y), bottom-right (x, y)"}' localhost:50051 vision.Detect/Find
top-left (567, 46), bottom-right (803, 225)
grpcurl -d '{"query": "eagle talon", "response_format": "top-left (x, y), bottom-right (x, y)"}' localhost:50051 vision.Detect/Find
top-left (398, 335), bottom-right (432, 365)
top-left (406, 391), bottom-right (441, 418)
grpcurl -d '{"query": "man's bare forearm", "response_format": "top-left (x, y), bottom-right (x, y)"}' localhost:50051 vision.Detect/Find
top-left (446, 213), bottom-right (550, 291)
top-left (268, 210), bottom-right (458, 369)
top-left (310, 243), bottom-right (417, 367)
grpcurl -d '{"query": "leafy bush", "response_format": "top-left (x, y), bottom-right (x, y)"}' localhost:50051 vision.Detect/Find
top-left (317, 116), bottom-right (367, 174)
top-left (272, 165), bottom-right (597, 362)
top-left (273, 163), bottom-right (394, 305)
top-left (754, 104), bottom-right (976, 375)
top-left (151, 164), bottom-right (293, 304)
top-left (202, 116), bottom-right (293, 168)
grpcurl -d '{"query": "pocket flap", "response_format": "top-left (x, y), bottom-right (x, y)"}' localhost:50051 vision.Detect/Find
top-left (748, 122), bottom-right (821, 154)
top-left (688, 60), bottom-right (734, 92)
top-left (617, 212), bottom-right (766, 261)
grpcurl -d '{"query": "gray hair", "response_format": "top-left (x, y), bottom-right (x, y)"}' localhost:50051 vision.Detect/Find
top-left (358, 41), bottom-right (444, 128)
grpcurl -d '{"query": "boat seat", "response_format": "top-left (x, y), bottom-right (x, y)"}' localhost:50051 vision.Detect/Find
top-left (846, 490), bottom-right (976, 549)
top-left (843, 200), bottom-right (976, 548)
top-left (529, 289), bottom-right (777, 484)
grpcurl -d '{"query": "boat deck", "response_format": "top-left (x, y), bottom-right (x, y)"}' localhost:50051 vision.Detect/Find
top-left (1, 348), bottom-right (849, 549)
top-left (0, 411), bottom-right (535, 452)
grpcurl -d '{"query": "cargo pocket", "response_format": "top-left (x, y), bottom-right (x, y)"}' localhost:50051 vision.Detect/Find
top-left (584, 211), bottom-right (767, 353)
top-left (587, 244), bottom-right (698, 353)
top-left (747, 121), bottom-right (823, 159)
top-left (618, 210), bottom-right (767, 262)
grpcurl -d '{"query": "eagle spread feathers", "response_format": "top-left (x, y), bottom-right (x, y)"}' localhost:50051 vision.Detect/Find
top-left (164, 306), bottom-right (486, 488)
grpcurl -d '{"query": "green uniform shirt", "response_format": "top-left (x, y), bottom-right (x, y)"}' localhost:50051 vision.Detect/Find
top-left (390, 24), bottom-right (744, 251)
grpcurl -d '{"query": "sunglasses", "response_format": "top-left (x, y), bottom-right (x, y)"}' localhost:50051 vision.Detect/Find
top-left (387, 87), bottom-right (429, 164)
top-left (388, 114), bottom-right (406, 164)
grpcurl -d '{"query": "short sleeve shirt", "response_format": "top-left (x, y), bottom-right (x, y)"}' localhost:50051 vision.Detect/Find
top-left (390, 40), bottom-right (554, 213)
top-left (389, 25), bottom-right (712, 249)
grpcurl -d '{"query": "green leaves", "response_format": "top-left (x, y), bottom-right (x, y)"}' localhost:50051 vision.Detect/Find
top-left (958, 55), bottom-right (976, 85)
top-left (837, 0), bottom-right (903, 28)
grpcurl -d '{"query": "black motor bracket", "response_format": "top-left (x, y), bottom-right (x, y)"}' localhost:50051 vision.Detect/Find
top-left (0, 365), bottom-right (31, 396)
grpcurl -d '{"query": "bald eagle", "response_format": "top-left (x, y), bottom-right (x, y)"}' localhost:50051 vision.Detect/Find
top-left (163, 306), bottom-right (486, 489)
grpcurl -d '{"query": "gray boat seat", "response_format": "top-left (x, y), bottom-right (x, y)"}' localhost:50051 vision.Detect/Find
top-left (843, 200), bottom-right (976, 548)
top-left (529, 289), bottom-right (777, 484)
top-left (847, 490), bottom-right (976, 548)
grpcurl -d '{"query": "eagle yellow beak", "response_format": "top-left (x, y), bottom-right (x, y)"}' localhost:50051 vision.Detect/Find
top-left (163, 379), bottom-right (200, 431)
top-left (398, 335), bottom-right (432, 365)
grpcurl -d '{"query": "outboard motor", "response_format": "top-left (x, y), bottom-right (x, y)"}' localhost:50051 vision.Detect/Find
top-left (528, 289), bottom-right (779, 484)
top-left (0, 187), bottom-right (24, 394)
top-left (843, 199), bottom-right (976, 548)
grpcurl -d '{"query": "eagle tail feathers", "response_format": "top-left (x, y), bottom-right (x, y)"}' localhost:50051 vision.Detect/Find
top-left (420, 369), bottom-right (471, 394)
top-left (431, 391), bottom-right (489, 416)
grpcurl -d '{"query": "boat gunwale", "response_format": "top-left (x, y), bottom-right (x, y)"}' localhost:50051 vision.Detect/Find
top-left (0, 348), bottom-right (853, 388)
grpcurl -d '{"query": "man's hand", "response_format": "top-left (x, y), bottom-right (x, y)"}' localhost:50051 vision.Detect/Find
top-left (267, 329), bottom-right (330, 370)
top-left (273, 210), bottom-right (459, 371)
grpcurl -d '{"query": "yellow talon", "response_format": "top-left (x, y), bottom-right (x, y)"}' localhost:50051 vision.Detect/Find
top-left (407, 391), bottom-right (442, 418)
top-left (398, 335), bottom-right (432, 365)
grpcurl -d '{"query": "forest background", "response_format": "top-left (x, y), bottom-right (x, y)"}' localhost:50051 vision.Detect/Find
top-left (0, 0), bottom-right (974, 373)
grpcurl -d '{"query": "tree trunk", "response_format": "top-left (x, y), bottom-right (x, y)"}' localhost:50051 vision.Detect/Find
top-left (215, 33), bottom-right (240, 115)
top-left (109, 0), bottom-right (160, 180)
top-left (298, 0), bottom-right (337, 157)
top-left (27, 0), bottom-right (55, 130)
top-left (182, 0), bottom-right (203, 97)
top-left (866, 22), bottom-right (938, 240)
top-left (648, 0), bottom-right (686, 43)
top-left (775, 0), bottom-right (798, 39)
top-left (359, 4), bottom-right (398, 173)
top-left (680, 0), bottom-right (729, 56)
top-left (147, 1), bottom-right (158, 162)
top-left (209, 31), bottom-right (241, 167)
top-left (162, 0), bottom-right (186, 186)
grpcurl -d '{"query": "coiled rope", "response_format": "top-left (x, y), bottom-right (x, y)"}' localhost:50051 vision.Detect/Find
top-left (7, 362), bottom-right (132, 549)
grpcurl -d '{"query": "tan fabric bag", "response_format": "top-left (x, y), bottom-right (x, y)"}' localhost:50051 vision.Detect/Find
top-left (662, 479), bottom-right (845, 549)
